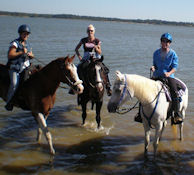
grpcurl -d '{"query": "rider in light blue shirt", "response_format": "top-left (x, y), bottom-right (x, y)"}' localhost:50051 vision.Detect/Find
top-left (135, 33), bottom-right (183, 124)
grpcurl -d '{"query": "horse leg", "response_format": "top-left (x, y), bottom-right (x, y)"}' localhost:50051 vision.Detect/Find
top-left (153, 123), bottom-right (163, 158)
top-left (36, 113), bottom-right (55, 155)
top-left (179, 109), bottom-right (185, 141)
top-left (33, 112), bottom-right (43, 143)
top-left (36, 127), bottom-right (42, 143)
top-left (144, 125), bottom-right (151, 157)
top-left (159, 120), bottom-right (167, 141)
top-left (96, 101), bottom-right (102, 129)
top-left (81, 102), bottom-right (87, 125)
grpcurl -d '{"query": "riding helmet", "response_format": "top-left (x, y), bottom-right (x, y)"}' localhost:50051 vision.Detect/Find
top-left (160, 33), bottom-right (172, 42)
top-left (18, 24), bottom-right (31, 34)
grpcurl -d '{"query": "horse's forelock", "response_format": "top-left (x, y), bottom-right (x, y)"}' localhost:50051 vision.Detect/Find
top-left (115, 71), bottom-right (124, 81)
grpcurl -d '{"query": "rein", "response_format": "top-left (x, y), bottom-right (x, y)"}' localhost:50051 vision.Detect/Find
top-left (65, 74), bottom-right (83, 89)
top-left (87, 64), bottom-right (103, 89)
top-left (116, 100), bottom-right (139, 114)
top-left (34, 57), bottom-right (82, 90)
top-left (88, 79), bottom-right (103, 88)
top-left (141, 86), bottom-right (163, 129)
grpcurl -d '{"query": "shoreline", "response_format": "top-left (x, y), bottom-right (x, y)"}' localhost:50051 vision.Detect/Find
top-left (0, 10), bottom-right (194, 27)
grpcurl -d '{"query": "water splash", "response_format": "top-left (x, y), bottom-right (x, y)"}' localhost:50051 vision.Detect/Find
top-left (82, 121), bottom-right (114, 135)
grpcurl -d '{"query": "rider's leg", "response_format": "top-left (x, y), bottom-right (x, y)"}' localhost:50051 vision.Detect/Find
top-left (168, 77), bottom-right (183, 123)
top-left (5, 70), bottom-right (20, 111)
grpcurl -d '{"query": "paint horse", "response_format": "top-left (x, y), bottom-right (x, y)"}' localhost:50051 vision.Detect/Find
top-left (107, 71), bottom-right (188, 157)
top-left (0, 55), bottom-right (84, 154)
top-left (77, 56), bottom-right (105, 128)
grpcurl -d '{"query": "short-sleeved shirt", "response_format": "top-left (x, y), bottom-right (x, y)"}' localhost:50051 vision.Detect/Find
top-left (81, 37), bottom-right (101, 52)
top-left (80, 37), bottom-right (101, 60)
top-left (8, 38), bottom-right (31, 71)
top-left (153, 48), bottom-right (178, 78)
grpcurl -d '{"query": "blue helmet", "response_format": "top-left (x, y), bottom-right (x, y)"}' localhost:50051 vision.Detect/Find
top-left (160, 33), bottom-right (172, 42)
top-left (18, 24), bottom-right (31, 34)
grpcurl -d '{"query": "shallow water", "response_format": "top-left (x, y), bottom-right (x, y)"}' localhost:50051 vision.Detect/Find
top-left (0, 16), bottom-right (193, 174)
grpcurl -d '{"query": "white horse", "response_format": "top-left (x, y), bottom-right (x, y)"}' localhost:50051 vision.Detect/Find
top-left (107, 71), bottom-right (188, 157)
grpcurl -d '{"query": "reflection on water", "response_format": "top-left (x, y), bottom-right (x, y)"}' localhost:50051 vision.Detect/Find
top-left (0, 16), bottom-right (194, 174)
top-left (0, 104), bottom-right (193, 174)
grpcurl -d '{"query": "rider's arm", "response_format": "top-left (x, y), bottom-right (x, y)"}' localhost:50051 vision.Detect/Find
top-left (8, 46), bottom-right (26, 60)
top-left (26, 48), bottom-right (34, 59)
top-left (75, 41), bottom-right (83, 61)
top-left (94, 44), bottom-right (101, 55)
top-left (165, 51), bottom-right (178, 77)
top-left (164, 68), bottom-right (176, 77)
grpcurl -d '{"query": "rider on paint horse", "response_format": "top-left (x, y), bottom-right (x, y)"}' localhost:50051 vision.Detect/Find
top-left (70, 24), bottom-right (112, 96)
top-left (5, 24), bottom-right (34, 111)
top-left (135, 33), bottom-right (183, 124)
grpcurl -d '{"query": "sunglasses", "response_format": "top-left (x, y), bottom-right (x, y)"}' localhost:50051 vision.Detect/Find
top-left (161, 39), bottom-right (171, 43)
top-left (87, 30), bottom-right (94, 32)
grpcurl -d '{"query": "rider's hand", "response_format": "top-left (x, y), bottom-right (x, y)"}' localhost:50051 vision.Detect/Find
top-left (23, 47), bottom-right (28, 54)
top-left (164, 72), bottom-right (171, 77)
top-left (150, 66), bottom-right (155, 72)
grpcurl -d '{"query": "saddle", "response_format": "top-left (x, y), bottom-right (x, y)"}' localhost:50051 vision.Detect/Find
top-left (160, 78), bottom-right (186, 102)
top-left (0, 63), bottom-right (42, 109)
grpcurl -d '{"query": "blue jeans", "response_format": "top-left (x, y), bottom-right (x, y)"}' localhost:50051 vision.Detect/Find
top-left (6, 69), bottom-right (20, 104)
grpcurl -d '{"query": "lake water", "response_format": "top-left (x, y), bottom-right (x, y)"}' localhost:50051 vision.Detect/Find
top-left (0, 16), bottom-right (194, 175)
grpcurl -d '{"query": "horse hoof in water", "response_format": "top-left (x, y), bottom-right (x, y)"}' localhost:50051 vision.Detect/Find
top-left (50, 148), bottom-right (55, 155)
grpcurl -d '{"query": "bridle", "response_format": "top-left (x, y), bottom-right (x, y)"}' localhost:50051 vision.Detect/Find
top-left (116, 74), bottom-right (137, 114)
top-left (118, 74), bottom-right (132, 105)
top-left (87, 63), bottom-right (103, 88)
top-left (61, 63), bottom-right (83, 90)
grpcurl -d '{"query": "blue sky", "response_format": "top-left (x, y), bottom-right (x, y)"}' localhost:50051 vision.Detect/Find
top-left (1, 0), bottom-right (194, 23)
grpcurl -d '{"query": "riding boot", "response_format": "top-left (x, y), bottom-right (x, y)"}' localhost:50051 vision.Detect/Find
top-left (5, 94), bottom-right (14, 111)
top-left (172, 99), bottom-right (183, 124)
top-left (134, 103), bottom-right (142, 123)
top-left (5, 100), bottom-right (13, 111)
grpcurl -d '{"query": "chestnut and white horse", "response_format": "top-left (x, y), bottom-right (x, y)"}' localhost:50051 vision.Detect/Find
top-left (107, 71), bottom-right (188, 157)
top-left (0, 55), bottom-right (84, 154)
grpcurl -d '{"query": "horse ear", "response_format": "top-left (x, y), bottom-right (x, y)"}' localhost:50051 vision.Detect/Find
top-left (115, 70), bottom-right (124, 81)
top-left (100, 55), bottom-right (104, 62)
top-left (69, 55), bottom-right (75, 63)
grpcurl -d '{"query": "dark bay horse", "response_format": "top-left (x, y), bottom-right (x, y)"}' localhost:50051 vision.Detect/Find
top-left (0, 55), bottom-right (84, 154)
top-left (78, 57), bottom-right (105, 129)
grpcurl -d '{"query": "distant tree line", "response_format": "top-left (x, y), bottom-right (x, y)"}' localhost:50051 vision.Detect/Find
top-left (0, 10), bottom-right (194, 27)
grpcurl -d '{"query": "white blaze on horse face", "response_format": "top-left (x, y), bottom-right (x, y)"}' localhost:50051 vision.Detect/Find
top-left (95, 65), bottom-right (103, 91)
top-left (68, 63), bottom-right (84, 93)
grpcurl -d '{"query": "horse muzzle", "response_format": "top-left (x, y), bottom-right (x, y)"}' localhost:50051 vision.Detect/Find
top-left (73, 84), bottom-right (84, 94)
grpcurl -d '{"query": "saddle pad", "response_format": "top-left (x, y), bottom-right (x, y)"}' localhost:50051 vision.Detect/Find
top-left (161, 78), bottom-right (186, 102)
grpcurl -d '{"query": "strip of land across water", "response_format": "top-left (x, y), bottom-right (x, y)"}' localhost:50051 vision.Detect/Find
top-left (0, 10), bottom-right (194, 27)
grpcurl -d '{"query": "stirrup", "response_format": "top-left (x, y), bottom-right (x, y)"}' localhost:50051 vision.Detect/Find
top-left (172, 115), bottom-right (183, 124)
top-left (134, 113), bottom-right (142, 123)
